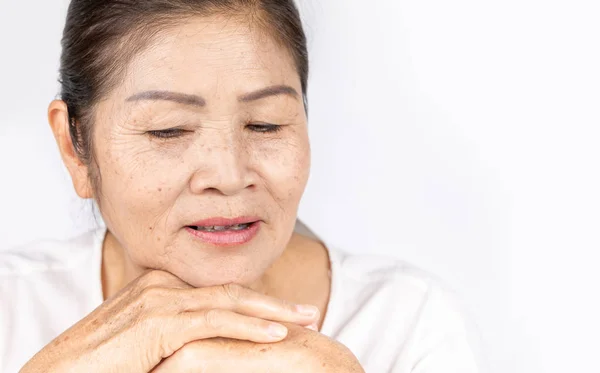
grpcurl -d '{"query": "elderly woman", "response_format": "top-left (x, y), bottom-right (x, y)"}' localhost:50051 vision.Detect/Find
top-left (0, 1), bottom-right (479, 372)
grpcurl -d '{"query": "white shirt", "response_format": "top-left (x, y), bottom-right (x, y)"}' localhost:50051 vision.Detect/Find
top-left (0, 228), bottom-right (480, 373)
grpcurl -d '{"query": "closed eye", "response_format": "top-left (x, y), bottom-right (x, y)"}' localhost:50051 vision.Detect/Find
top-left (147, 128), bottom-right (187, 139)
top-left (246, 123), bottom-right (283, 133)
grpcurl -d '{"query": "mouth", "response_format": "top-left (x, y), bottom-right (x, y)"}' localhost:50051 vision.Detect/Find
top-left (187, 222), bottom-right (254, 232)
top-left (185, 217), bottom-right (262, 246)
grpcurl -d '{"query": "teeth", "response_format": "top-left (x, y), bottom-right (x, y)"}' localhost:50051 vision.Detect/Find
top-left (195, 223), bottom-right (251, 232)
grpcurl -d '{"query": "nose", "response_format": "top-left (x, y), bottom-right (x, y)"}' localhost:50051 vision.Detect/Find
top-left (188, 136), bottom-right (255, 197)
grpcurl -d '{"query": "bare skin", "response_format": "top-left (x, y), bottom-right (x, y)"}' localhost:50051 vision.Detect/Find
top-left (151, 323), bottom-right (364, 373)
top-left (22, 14), bottom-right (364, 373)
top-left (101, 228), bottom-right (332, 329)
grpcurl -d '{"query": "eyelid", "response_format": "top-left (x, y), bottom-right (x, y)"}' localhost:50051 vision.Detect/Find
top-left (147, 122), bottom-right (284, 138)
top-left (246, 123), bottom-right (283, 133)
top-left (147, 128), bottom-right (188, 139)
top-left (247, 122), bottom-right (283, 127)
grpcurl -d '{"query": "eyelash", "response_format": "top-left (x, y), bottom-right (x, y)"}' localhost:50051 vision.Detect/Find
top-left (246, 123), bottom-right (283, 133)
top-left (148, 128), bottom-right (186, 139)
top-left (147, 124), bottom-right (282, 139)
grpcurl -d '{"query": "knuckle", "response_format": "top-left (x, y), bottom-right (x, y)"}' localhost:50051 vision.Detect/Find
top-left (255, 318), bottom-right (273, 332)
top-left (136, 271), bottom-right (160, 289)
top-left (280, 299), bottom-right (296, 314)
top-left (139, 285), bottom-right (161, 299)
top-left (203, 309), bottom-right (224, 330)
top-left (141, 270), bottom-right (172, 285)
top-left (221, 283), bottom-right (244, 303)
top-left (136, 286), bottom-right (170, 310)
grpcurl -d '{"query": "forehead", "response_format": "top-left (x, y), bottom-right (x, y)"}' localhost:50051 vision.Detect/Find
top-left (119, 15), bottom-right (300, 100)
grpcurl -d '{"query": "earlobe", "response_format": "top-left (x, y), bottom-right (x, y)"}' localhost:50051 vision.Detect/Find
top-left (48, 100), bottom-right (94, 199)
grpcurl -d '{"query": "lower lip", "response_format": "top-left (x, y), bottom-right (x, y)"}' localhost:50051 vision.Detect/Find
top-left (185, 222), bottom-right (261, 246)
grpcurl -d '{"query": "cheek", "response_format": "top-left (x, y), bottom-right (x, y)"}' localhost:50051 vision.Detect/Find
top-left (95, 143), bottom-right (187, 268)
top-left (99, 135), bottom-right (185, 193)
top-left (93, 136), bottom-right (188, 233)
top-left (255, 134), bottom-right (311, 202)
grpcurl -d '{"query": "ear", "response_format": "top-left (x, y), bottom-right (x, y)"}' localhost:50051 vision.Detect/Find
top-left (48, 100), bottom-right (94, 199)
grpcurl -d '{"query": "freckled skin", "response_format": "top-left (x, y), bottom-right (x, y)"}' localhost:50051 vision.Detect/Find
top-left (162, 324), bottom-right (364, 372)
top-left (39, 15), bottom-right (367, 373)
top-left (87, 15), bottom-right (311, 289)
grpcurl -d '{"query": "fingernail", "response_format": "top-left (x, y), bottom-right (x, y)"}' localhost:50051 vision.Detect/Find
top-left (268, 323), bottom-right (288, 338)
top-left (296, 304), bottom-right (319, 317)
top-left (306, 323), bottom-right (319, 331)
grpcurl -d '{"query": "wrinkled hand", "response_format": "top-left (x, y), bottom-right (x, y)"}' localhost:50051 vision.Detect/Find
top-left (19, 271), bottom-right (320, 373)
top-left (152, 323), bottom-right (365, 373)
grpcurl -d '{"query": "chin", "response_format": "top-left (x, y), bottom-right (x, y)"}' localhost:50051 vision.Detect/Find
top-left (156, 228), bottom-right (285, 288)
top-left (184, 272), bottom-right (261, 289)
top-left (172, 259), bottom-right (266, 289)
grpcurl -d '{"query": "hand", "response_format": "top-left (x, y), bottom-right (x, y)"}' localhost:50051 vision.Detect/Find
top-left (19, 271), bottom-right (320, 373)
top-left (151, 323), bottom-right (365, 373)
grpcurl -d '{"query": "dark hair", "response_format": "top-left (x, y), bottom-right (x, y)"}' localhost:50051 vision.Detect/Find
top-left (59, 0), bottom-right (309, 195)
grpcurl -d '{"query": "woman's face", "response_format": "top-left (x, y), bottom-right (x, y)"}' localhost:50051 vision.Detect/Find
top-left (89, 16), bottom-right (310, 287)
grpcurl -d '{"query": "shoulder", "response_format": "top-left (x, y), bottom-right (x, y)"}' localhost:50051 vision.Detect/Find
top-left (0, 228), bottom-right (105, 277)
top-left (330, 247), bottom-right (452, 307)
top-left (0, 228), bottom-right (106, 372)
top-left (325, 247), bottom-right (479, 370)
top-left (332, 248), bottom-right (472, 331)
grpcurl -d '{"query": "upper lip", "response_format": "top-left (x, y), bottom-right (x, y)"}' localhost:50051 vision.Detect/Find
top-left (189, 216), bottom-right (261, 227)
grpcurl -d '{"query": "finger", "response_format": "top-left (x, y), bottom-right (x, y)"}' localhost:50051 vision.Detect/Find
top-left (306, 322), bottom-right (319, 332)
top-left (171, 284), bottom-right (320, 325)
top-left (166, 309), bottom-right (290, 348)
top-left (136, 270), bottom-right (194, 290)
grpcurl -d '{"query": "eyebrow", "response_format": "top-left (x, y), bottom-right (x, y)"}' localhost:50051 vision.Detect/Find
top-left (125, 85), bottom-right (299, 107)
top-left (126, 90), bottom-right (206, 107)
top-left (237, 85), bottom-right (300, 102)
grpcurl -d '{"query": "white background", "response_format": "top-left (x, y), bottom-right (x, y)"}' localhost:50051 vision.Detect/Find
top-left (1, 0), bottom-right (599, 372)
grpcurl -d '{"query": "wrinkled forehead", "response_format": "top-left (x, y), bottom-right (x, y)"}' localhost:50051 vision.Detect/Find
top-left (114, 16), bottom-right (301, 104)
